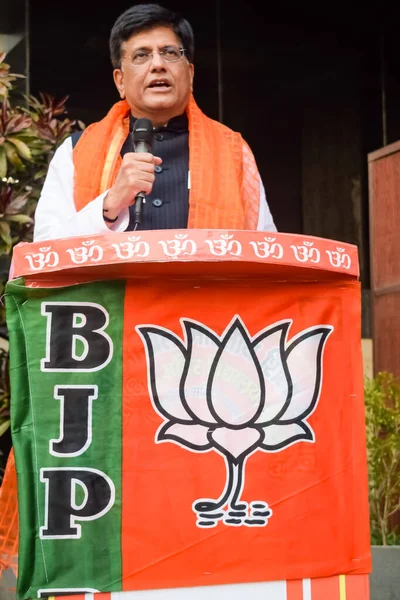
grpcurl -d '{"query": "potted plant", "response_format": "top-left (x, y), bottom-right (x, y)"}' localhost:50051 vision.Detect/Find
top-left (0, 52), bottom-right (84, 481)
top-left (365, 371), bottom-right (400, 600)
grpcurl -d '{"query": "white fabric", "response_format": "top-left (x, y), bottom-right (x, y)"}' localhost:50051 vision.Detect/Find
top-left (303, 578), bottom-right (312, 600)
top-left (33, 137), bottom-right (276, 242)
top-left (33, 138), bottom-right (129, 242)
top-left (257, 172), bottom-right (277, 232)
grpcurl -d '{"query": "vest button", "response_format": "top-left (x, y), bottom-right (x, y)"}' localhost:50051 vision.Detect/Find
top-left (152, 198), bottom-right (163, 207)
top-left (155, 133), bottom-right (164, 141)
top-left (155, 165), bottom-right (163, 173)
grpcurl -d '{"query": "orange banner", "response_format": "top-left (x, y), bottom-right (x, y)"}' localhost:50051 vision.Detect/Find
top-left (121, 276), bottom-right (370, 589)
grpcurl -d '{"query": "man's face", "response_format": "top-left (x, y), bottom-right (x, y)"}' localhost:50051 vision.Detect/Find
top-left (113, 26), bottom-right (194, 125)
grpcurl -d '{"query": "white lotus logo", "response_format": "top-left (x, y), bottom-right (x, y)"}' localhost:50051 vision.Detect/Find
top-left (137, 316), bottom-right (333, 528)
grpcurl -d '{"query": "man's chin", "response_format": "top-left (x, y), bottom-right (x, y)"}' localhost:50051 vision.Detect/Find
top-left (146, 98), bottom-right (175, 111)
top-left (130, 96), bottom-right (185, 121)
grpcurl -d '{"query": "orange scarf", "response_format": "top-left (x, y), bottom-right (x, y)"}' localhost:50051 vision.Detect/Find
top-left (73, 94), bottom-right (260, 229)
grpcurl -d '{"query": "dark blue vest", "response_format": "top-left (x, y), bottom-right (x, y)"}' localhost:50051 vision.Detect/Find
top-left (71, 113), bottom-right (189, 231)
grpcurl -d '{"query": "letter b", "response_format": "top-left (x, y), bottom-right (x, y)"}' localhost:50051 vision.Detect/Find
top-left (41, 302), bottom-right (113, 371)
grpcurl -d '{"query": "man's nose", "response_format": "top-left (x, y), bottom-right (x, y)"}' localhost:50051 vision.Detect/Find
top-left (150, 51), bottom-right (166, 70)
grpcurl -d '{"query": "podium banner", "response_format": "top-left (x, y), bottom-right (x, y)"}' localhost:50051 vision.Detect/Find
top-left (3, 231), bottom-right (371, 599)
top-left (46, 574), bottom-right (370, 600)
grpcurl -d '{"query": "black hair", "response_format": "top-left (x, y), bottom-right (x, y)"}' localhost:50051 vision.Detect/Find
top-left (109, 3), bottom-right (195, 68)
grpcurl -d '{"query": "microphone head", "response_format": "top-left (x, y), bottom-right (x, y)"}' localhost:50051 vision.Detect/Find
top-left (133, 118), bottom-right (153, 148)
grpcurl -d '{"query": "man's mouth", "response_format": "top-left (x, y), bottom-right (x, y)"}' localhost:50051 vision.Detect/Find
top-left (148, 79), bottom-right (172, 90)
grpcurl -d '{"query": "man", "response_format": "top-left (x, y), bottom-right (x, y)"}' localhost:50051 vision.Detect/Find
top-left (33, 3), bottom-right (276, 240)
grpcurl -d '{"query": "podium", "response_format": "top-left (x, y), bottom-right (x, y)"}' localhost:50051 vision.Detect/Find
top-left (5, 230), bottom-right (371, 599)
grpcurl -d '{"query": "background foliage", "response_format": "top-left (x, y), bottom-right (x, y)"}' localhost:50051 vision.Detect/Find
top-left (365, 371), bottom-right (400, 545)
top-left (0, 52), bottom-right (83, 480)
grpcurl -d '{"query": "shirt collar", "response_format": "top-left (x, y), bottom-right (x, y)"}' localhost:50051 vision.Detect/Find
top-left (130, 112), bottom-right (188, 134)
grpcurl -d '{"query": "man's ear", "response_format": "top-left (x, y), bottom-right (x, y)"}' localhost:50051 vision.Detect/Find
top-left (189, 63), bottom-right (194, 92)
top-left (113, 69), bottom-right (125, 99)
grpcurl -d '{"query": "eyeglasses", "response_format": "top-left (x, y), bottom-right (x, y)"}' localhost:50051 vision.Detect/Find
top-left (130, 46), bottom-right (186, 66)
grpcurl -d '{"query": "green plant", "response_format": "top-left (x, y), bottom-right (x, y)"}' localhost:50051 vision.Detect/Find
top-left (0, 52), bottom-right (84, 478)
top-left (0, 52), bottom-right (84, 254)
top-left (365, 371), bottom-right (400, 545)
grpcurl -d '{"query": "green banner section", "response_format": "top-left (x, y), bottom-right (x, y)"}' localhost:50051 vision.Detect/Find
top-left (5, 278), bottom-right (125, 600)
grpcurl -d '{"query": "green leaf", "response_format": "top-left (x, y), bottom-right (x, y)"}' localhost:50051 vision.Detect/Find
top-left (7, 136), bottom-right (32, 160)
top-left (0, 221), bottom-right (11, 247)
top-left (34, 169), bottom-right (47, 180)
top-left (3, 140), bottom-right (24, 169)
top-left (6, 214), bottom-right (33, 224)
top-left (0, 419), bottom-right (10, 437)
top-left (0, 146), bottom-right (7, 178)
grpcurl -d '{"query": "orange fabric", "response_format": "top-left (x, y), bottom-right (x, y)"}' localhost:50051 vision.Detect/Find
top-left (345, 574), bottom-right (370, 599)
top-left (286, 579), bottom-right (303, 599)
top-left (120, 278), bottom-right (370, 589)
top-left (73, 101), bottom-right (130, 210)
top-left (73, 95), bottom-right (260, 229)
top-left (311, 575), bottom-right (341, 597)
top-left (287, 573), bottom-right (370, 598)
top-left (0, 448), bottom-right (18, 576)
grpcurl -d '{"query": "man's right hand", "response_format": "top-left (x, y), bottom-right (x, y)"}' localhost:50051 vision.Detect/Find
top-left (102, 152), bottom-right (162, 222)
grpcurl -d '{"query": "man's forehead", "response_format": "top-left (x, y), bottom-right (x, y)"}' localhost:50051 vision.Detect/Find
top-left (126, 26), bottom-right (180, 49)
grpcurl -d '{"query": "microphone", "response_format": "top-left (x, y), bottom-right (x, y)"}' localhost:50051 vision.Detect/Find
top-left (132, 118), bottom-right (154, 228)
